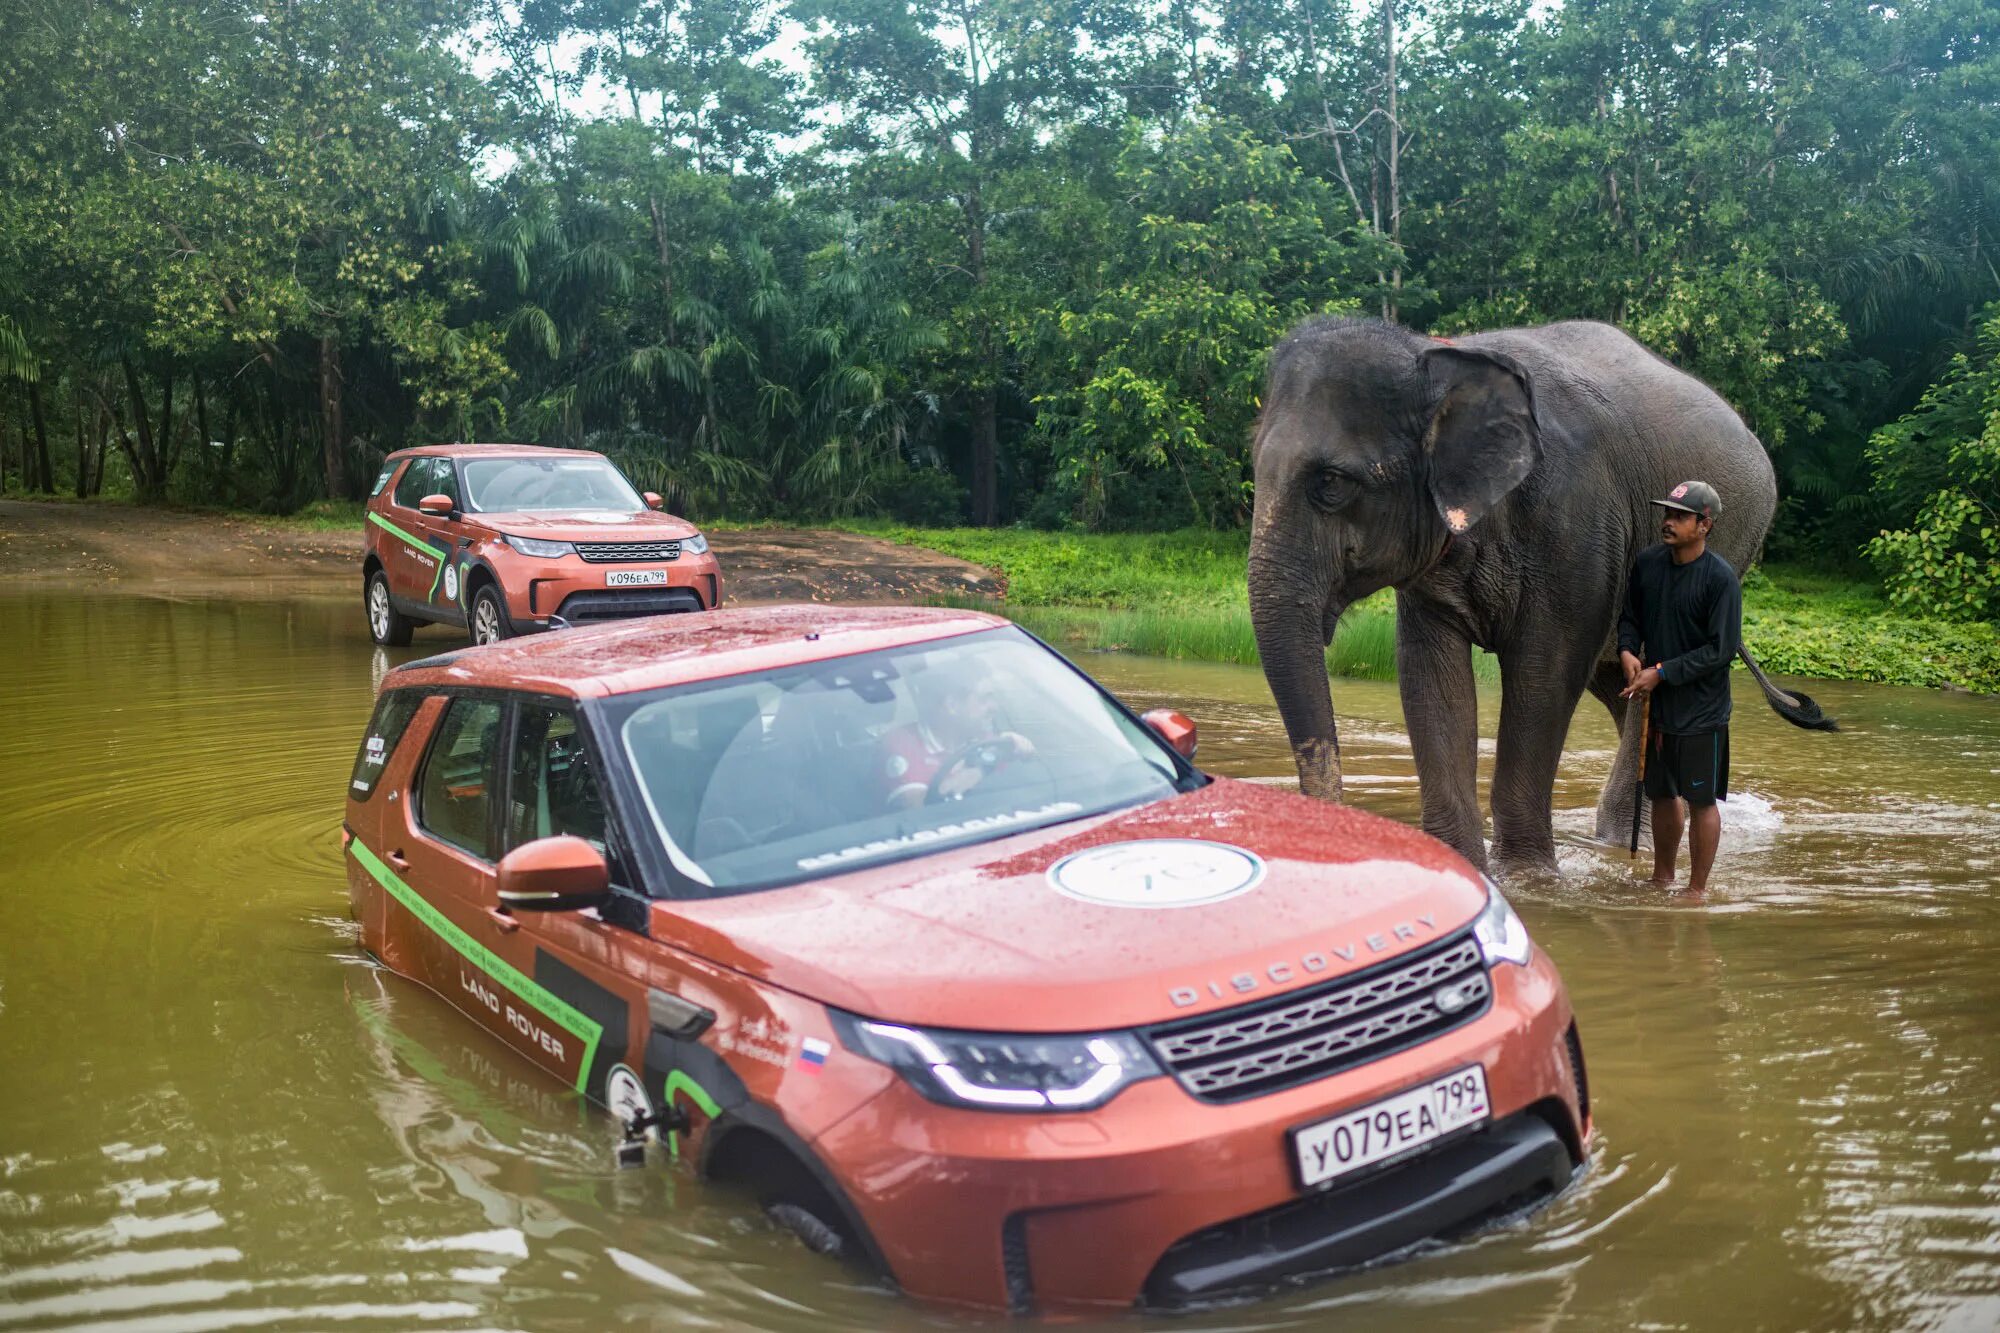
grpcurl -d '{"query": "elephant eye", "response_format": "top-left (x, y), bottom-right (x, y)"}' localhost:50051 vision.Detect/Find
top-left (1312, 467), bottom-right (1357, 512)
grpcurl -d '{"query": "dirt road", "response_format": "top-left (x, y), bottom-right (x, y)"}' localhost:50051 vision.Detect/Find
top-left (0, 500), bottom-right (1002, 605)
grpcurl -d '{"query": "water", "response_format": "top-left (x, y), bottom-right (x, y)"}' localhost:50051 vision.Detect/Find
top-left (2, 591), bottom-right (1997, 1331)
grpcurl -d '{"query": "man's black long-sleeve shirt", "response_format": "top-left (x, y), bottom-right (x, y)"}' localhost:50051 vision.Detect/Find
top-left (1617, 545), bottom-right (1743, 734)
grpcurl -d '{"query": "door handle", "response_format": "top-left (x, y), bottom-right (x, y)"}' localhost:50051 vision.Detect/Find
top-left (485, 908), bottom-right (520, 934)
top-left (386, 849), bottom-right (411, 871)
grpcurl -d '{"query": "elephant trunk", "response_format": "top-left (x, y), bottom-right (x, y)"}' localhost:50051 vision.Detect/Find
top-left (1249, 553), bottom-right (1344, 803)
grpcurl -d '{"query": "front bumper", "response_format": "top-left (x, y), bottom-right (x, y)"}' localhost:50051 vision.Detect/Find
top-left (493, 551), bottom-right (722, 631)
top-left (808, 948), bottom-right (1586, 1315)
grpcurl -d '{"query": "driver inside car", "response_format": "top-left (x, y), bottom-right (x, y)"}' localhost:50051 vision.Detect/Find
top-left (880, 661), bottom-right (1037, 809)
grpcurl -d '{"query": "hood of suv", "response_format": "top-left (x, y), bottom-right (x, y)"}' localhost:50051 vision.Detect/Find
top-left (475, 510), bottom-right (698, 543)
top-left (656, 778), bottom-right (1492, 1032)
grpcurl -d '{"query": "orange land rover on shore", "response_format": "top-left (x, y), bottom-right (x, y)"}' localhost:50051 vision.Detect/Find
top-left (342, 605), bottom-right (1590, 1315)
top-left (362, 443), bottom-right (721, 646)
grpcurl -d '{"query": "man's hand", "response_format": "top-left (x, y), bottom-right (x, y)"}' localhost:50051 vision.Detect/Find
top-left (1620, 666), bottom-right (1663, 699)
top-left (1619, 650), bottom-right (1642, 689)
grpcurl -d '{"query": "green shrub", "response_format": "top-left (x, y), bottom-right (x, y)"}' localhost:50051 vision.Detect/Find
top-left (1864, 303), bottom-right (2000, 623)
top-left (883, 467), bottom-right (969, 526)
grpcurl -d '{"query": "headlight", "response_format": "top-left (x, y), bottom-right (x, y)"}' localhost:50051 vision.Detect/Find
top-left (681, 532), bottom-right (708, 555)
top-left (831, 1012), bottom-right (1161, 1112)
top-left (1473, 880), bottom-right (1532, 967)
top-left (504, 534), bottom-right (574, 558)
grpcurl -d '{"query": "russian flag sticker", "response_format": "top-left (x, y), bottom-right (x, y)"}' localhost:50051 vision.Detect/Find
top-left (796, 1037), bottom-right (831, 1073)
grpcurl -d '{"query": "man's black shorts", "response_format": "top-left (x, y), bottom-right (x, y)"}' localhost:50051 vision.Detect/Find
top-left (1644, 728), bottom-right (1729, 808)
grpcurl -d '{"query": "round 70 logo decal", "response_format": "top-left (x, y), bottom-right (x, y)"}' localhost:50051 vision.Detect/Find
top-left (1046, 839), bottom-right (1265, 909)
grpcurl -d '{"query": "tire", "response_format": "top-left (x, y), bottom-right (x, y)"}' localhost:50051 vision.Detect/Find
top-left (469, 583), bottom-right (513, 646)
top-left (765, 1200), bottom-right (847, 1260)
top-left (365, 570), bottom-right (415, 646)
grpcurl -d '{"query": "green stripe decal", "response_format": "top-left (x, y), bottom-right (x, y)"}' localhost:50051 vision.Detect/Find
top-left (367, 512), bottom-right (450, 602)
top-left (350, 839), bottom-right (603, 1094)
top-left (663, 1071), bottom-right (723, 1162)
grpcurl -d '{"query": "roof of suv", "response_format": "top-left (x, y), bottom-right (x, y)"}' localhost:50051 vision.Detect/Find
top-left (384, 443), bottom-right (604, 461)
top-left (386, 604), bottom-right (1010, 699)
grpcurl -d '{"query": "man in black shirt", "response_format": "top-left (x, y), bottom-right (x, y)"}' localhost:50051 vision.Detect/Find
top-left (1618, 480), bottom-right (1742, 894)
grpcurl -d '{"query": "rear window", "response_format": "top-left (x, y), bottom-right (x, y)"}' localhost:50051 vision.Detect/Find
top-left (350, 690), bottom-right (426, 799)
top-left (417, 697), bottom-right (504, 859)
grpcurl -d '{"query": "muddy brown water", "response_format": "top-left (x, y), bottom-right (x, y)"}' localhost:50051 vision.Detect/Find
top-left (3, 591), bottom-right (1997, 1331)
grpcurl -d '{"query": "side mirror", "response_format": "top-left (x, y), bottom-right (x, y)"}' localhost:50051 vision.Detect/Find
top-left (1141, 708), bottom-right (1198, 761)
top-left (418, 493), bottom-right (455, 517)
top-left (497, 835), bottom-right (610, 912)
top-left (642, 491), bottom-right (664, 510)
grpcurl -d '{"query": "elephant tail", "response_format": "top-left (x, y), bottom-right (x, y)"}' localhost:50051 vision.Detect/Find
top-left (1738, 644), bottom-right (1840, 731)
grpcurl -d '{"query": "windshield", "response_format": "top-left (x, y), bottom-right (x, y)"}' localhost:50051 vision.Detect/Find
top-left (609, 628), bottom-right (1192, 894)
top-left (461, 456), bottom-right (645, 513)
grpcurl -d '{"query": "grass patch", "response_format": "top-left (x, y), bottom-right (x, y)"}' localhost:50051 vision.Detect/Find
top-left (860, 527), bottom-right (1992, 692)
top-left (1742, 564), bottom-right (2000, 693)
top-left (836, 522), bottom-right (1251, 610)
top-left (261, 499), bottom-right (367, 531)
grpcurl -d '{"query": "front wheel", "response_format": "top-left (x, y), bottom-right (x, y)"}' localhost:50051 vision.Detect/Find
top-left (469, 584), bottom-right (513, 646)
top-left (366, 570), bottom-right (414, 646)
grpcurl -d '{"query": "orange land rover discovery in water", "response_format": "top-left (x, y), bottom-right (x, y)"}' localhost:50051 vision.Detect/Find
top-left (361, 443), bottom-right (721, 646)
top-left (342, 606), bottom-right (1591, 1315)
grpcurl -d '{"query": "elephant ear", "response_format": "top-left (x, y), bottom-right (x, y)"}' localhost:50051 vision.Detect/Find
top-left (1421, 344), bottom-right (1541, 535)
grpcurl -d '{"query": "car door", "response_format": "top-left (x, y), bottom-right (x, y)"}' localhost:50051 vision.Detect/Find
top-left (395, 692), bottom-right (602, 1092)
top-left (504, 699), bottom-right (698, 1111)
top-left (382, 457), bottom-right (451, 610)
top-left (410, 458), bottom-right (470, 623)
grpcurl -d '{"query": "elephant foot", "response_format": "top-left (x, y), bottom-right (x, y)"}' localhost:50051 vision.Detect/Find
top-left (1489, 836), bottom-right (1560, 883)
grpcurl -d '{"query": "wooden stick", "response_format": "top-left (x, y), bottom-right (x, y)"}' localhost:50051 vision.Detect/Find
top-left (1630, 699), bottom-right (1649, 858)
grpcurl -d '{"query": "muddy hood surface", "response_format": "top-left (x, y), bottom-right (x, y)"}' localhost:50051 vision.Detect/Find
top-left (658, 778), bottom-right (1491, 1031)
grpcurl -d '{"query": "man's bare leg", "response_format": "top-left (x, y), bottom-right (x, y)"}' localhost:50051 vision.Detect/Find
top-left (1686, 802), bottom-right (1721, 894)
top-left (1650, 797), bottom-right (1683, 887)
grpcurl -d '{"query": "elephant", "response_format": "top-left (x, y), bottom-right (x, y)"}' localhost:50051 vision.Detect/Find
top-left (1247, 316), bottom-right (1831, 875)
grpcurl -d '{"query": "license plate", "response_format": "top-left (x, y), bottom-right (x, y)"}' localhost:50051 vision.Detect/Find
top-left (605, 570), bottom-right (669, 587)
top-left (1291, 1066), bottom-right (1490, 1190)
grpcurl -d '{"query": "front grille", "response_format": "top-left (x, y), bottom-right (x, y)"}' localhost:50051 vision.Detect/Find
top-left (553, 588), bottom-right (704, 622)
top-left (575, 540), bottom-right (682, 563)
top-left (1147, 934), bottom-right (1490, 1103)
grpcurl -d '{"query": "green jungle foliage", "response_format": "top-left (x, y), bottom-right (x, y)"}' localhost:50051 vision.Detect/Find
top-left (872, 527), bottom-right (1998, 691)
top-left (1864, 303), bottom-right (2000, 623)
top-left (0, 0), bottom-right (1994, 633)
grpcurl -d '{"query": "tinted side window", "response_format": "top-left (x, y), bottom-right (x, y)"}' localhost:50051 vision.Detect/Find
top-left (370, 462), bottom-right (396, 497)
top-left (391, 458), bottom-right (430, 509)
top-left (417, 697), bottom-right (503, 858)
top-left (349, 690), bottom-right (426, 800)
top-left (508, 706), bottom-right (607, 852)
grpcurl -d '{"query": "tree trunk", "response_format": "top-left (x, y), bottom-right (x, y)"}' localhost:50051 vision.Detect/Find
top-left (319, 334), bottom-right (344, 499)
top-left (964, 171), bottom-right (998, 525)
top-left (73, 386), bottom-right (86, 498)
top-left (91, 382), bottom-right (109, 496)
top-left (648, 195), bottom-right (676, 324)
top-left (27, 378), bottom-right (51, 492)
top-left (194, 373), bottom-right (212, 461)
top-left (971, 386), bottom-right (999, 526)
top-left (1382, 0), bottom-right (1401, 321)
top-left (119, 357), bottom-right (165, 498)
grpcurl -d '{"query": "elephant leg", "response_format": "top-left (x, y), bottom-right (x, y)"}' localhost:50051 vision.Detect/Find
top-left (1396, 601), bottom-right (1485, 871)
top-left (1489, 639), bottom-right (1597, 874)
top-left (1589, 662), bottom-right (1650, 847)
